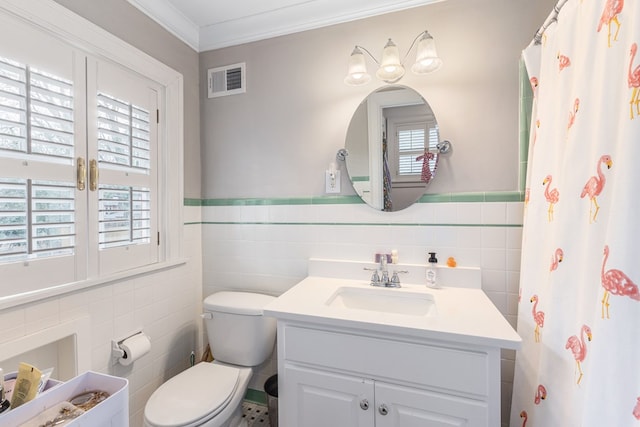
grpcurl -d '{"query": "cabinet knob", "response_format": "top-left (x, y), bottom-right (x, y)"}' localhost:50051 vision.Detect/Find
top-left (360, 399), bottom-right (369, 410)
top-left (378, 404), bottom-right (389, 416)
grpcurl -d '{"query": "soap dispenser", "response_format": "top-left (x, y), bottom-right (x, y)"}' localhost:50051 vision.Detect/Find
top-left (426, 252), bottom-right (439, 288)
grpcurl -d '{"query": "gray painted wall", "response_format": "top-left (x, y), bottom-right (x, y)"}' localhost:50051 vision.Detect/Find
top-left (200, 0), bottom-right (556, 199)
top-left (53, 0), bottom-right (556, 201)
top-left (54, 0), bottom-right (202, 199)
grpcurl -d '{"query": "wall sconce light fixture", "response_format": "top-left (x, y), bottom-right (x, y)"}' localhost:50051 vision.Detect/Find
top-left (344, 30), bottom-right (442, 86)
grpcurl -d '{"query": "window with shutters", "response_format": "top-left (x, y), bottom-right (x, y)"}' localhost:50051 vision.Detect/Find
top-left (391, 121), bottom-right (439, 183)
top-left (397, 125), bottom-right (427, 176)
top-left (0, 1), bottom-right (183, 308)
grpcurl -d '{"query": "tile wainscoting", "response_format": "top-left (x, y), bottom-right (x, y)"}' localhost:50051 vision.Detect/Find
top-left (194, 194), bottom-right (524, 425)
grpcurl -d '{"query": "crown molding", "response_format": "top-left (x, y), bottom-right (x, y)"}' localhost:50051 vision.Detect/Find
top-left (127, 0), bottom-right (199, 51)
top-left (129, 0), bottom-right (444, 52)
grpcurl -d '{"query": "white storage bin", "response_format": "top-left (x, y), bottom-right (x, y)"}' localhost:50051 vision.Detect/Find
top-left (3, 371), bottom-right (64, 395)
top-left (1, 371), bottom-right (128, 426)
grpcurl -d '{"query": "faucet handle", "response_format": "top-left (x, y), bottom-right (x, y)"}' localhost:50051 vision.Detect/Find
top-left (364, 267), bottom-right (381, 285)
top-left (389, 270), bottom-right (408, 287)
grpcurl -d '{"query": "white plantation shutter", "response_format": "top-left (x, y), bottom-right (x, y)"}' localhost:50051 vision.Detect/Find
top-left (0, 57), bottom-right (75, 160)
top-left (88, 59), bottom-right (158, 275)
top-left (97, 93), bottom-right (152, 249)
top-left (397, 127), bottom-right (426, 176)
top-left (394, 122), bottom-right (439, 181)
top-left (97, 93), bottom-right (151, 170)
top-left (0, 179), bottom-right (76, 262)
top-left (0, 59), bottom-right (76, 264)
top-left (0, 15), bottom-right (84, 295)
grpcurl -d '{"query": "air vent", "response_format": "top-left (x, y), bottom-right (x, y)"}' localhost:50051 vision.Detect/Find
top-left (207, 62), bottom-right (245, 98)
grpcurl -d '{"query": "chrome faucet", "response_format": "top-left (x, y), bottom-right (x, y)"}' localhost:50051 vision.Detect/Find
top-left (365, 255), bottom-right (406, 288)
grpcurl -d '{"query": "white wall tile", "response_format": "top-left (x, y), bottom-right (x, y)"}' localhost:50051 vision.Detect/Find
top-left (201, 201), bottom-right (525, 412)
top-left (25, 300), bottom-right (60, 335)
top-left (482, 269), bottom-right (507, 293)
top-left (482, 248), bottom-right (507, 270)
top-left (457, 203), bottom-right (482, 225)
top-left (0, 307), bottom-right (26, 345)
top-left (482, 202), bottom-right (507, 224)
top-left (1, 201), bottom-right (522, 426)
top-left (0, 208), bottom-right (203, 427)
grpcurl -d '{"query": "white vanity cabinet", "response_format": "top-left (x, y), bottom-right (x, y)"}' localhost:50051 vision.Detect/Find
top-left (278, 323), bottom-right (499, 427)
top-left (263, 269), bottom-right (521, 427)
top-left (285, 365), bottom-right (374, 426)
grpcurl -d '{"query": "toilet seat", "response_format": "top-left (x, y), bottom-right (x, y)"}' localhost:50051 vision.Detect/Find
top-left (144, 362), bottom-right (240, 427)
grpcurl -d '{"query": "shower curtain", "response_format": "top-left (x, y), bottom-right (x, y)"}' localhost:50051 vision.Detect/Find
top-left (511, 1), bottom-right (640, 426)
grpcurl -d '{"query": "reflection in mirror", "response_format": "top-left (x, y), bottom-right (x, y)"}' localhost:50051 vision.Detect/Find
top-left (345, 86), bottom-right (440, 211)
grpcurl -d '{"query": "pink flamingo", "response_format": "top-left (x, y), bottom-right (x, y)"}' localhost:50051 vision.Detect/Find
top-left (530, 76), bottom-right (539, 95)
top-left (558, 52), bottom-right (571, 71)
top-left (550, 248), bottom-right (564, 271)
top-left (567, 98), bottom-right (580, 130)
top-left (597, 0), bottom-right (624, 47)
top-left (601, 245), bottom-right (640, 319)
top-left (629, 43), bottom-right (640, 119)
top-left (543, 175), bottom-right (559, 222)
top-left (633, 397), bottom-right (640, 420)
top-left (580, 155), bottom-right (613, 223)
top-left (530, 295), bottom-right (545, 343)
top-left (565, 324), bottom-right (592, 385)
top-left (520, 410), bottom-right (528, 427)
top-left (534, 384), bottom-right (547, 404)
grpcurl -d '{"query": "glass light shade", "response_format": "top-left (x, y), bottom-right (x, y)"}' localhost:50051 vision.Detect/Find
top-left (344, 47), bottom-right (371, 86)
top-left (411, 32), bottom-right (442, 74)
top-left (375, 39), bottom-right (405, 83)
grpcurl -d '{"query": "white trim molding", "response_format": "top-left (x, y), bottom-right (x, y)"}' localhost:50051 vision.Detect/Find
top-left (0, 0), bottom-right (185, 308)
top-left (127, 0), bottom-right (446, 52)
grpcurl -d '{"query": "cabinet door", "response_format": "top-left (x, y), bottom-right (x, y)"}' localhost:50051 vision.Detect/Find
top-left (281, 364), bottom-right (374, 427)
top-left (375, 381), bottom-right (489, 427)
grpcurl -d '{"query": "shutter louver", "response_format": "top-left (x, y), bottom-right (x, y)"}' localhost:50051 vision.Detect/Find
top-left (97, 92), bottom-right (151, 170)
top-left (398, 128), bottom-right (426, 176)
top-left (0, 55), bottom-right (76, 264)
top-left (0, 178), bottom-right (75, 263)
top-left (98, 185), bottom-right (150, 249)
top-left (97, 92), bottom-right (151, 250)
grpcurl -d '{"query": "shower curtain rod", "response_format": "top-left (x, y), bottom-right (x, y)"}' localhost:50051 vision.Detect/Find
top-left (533, 0), bottom-right (569, 45)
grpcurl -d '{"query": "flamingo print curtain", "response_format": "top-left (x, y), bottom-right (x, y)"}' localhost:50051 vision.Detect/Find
top-left (511, 0), bottom-right (640, 426)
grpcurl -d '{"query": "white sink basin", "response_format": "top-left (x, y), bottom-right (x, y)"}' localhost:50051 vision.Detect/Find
top-left (325, 286), bottom-right (436, 317)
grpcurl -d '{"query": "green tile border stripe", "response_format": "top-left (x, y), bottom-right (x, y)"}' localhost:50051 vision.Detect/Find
top-left (244, 388), bottom-right (267, 405)
top-left (185, 191), bottom-right (524, 207)
top-left (199, 221), bottom-right (522, 227)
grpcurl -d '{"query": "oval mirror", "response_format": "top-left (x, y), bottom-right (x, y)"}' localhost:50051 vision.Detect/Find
top-left (344, 85), bottom-right (440, 211)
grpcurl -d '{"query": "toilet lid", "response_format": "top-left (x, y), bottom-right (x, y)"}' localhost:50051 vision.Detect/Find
top-left (204, 291), bottom-right (276, 315)
top-left (145, 362), bottom-right (239, 427)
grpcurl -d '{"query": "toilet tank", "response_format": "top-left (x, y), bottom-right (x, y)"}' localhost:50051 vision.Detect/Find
top-left (203, 291), bottom-right (277, 366)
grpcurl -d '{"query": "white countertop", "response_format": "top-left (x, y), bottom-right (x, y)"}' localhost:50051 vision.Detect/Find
top-left (264, 276), bottom-right (522, 350)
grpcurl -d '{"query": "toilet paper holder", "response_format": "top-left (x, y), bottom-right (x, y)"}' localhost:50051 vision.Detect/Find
top-left (111, 330), bottom-right (149, 366)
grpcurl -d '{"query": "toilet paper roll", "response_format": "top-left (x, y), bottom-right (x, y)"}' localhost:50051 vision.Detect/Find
top-left (118, 333), bottom-right (151, 366)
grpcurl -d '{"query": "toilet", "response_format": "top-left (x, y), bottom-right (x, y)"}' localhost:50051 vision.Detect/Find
top-left (144, 291), bottom-right (277, 427)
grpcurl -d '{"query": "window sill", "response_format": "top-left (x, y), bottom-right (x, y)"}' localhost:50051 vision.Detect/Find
top-left (0, 258), bottom-right (188, 311)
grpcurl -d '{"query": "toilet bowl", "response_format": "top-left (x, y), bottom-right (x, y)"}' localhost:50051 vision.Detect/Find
top-left (144, 292), bottom-right (276, 427)
top-left (144, 361), bottom-right (251, 427)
